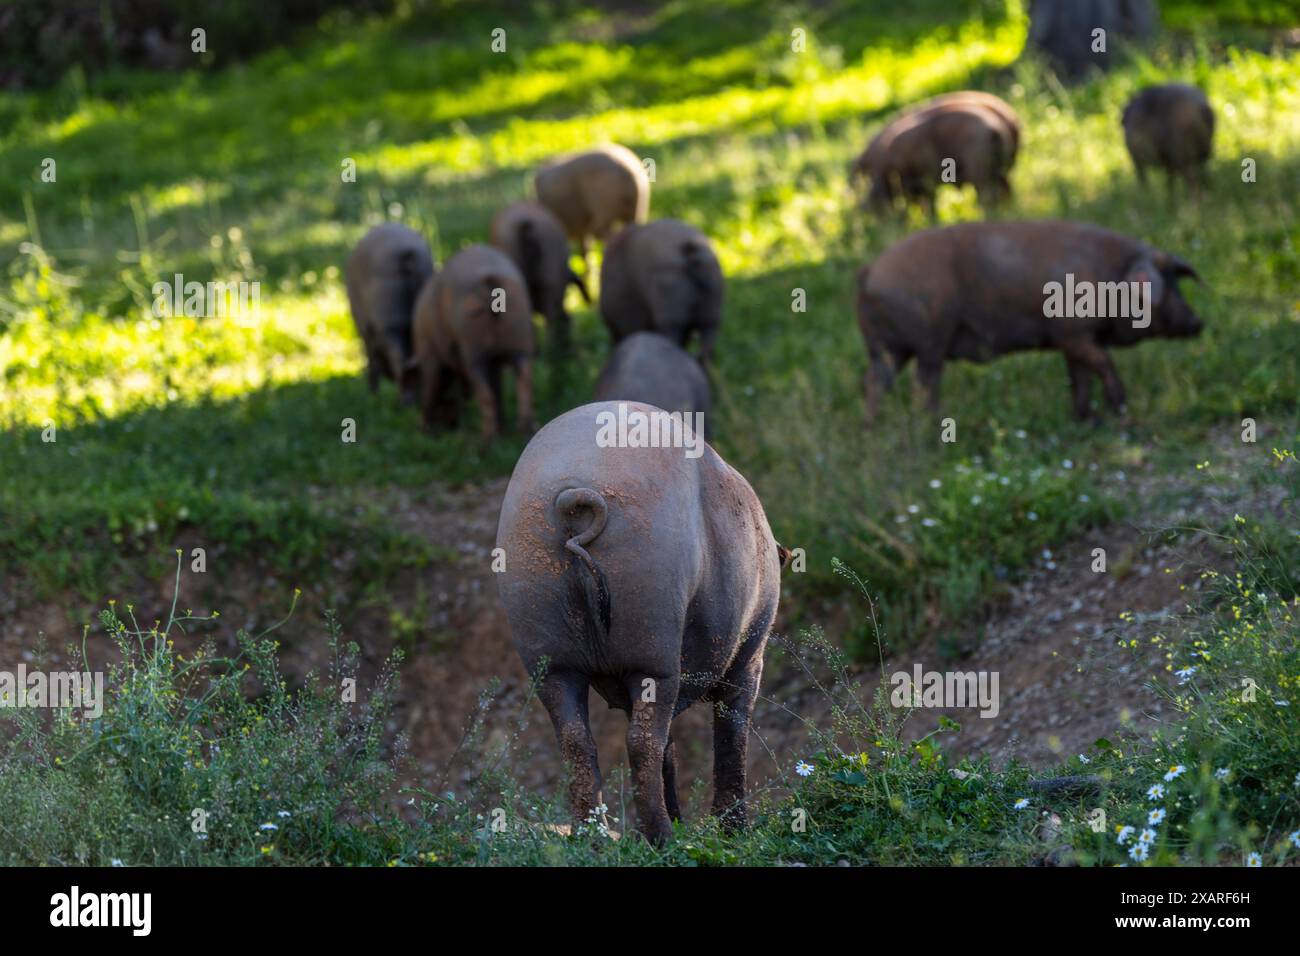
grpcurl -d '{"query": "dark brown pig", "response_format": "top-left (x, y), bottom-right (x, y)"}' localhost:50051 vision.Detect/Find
top-left (852, 91), bottom-right (1021, 186)
top-left (407, 245), bottom-right (536, 443)
top-left (852, 92), bottom-right (1020, 213)
top-left (1123, 83), bottom-right (1214, 190)
top-left (859, 104), bottom-right (1015, 214)
top-left (534, 144), bottom-right (650, 255)
top-left (490, 200), bottom-right (590, 347)
top-left (495, 400), bottom-right (788, 844)
top-left (599, 219), bottom-right (724, 367)
top-left (594, 332), bottom-right (713, 439)
top-left (855, 220), bottom-right (1204, 421)
top-left (344, 223), bottom-right (436, 403)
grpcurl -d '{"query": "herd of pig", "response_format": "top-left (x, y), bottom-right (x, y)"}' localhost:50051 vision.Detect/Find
top-left (344, 82), bottom-right (1213, 844)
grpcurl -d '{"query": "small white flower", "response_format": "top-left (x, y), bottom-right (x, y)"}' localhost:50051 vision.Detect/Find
top-left (1174, 666), bottom-right (1197, 684)
top-left (1246, 852), bottom-right (1262, 867)
top-left (277, 810), bottom-right (292, 818)
top-left (970, 495), bottom-right (982, 505)
top-left (1062, 459), bottom-right (1073, 469)
top-left (259, 822), bottom-right (279, 832)
top-left (1138, 828), bottom-right (1156, 846)
top-left (1148, 808), bottom-right (1166, 826)
top-left (907, 504), bottom-right (920, 514)
top-left (1129, 842), bottom-right (1149, 862)
top-left (795, 760), bottom-right (814, 777)
top-left (1078, 754), bottom-right (1090, 764)
top-left (1214, 767), bottom-right (1230, 780)
top-left (929, 479), bottom-right (941, 489)
top-left (111, 859), bottom-right (124, 867)
top-left (1289, 831), bottom-right (1300, 850)
top-left (1078, 494), bottom-right (1091, 503)
top-left (1276, 700), bottom-right (1290, 707)
top-left (1013, 798), bottom-right (1030, 810)
top-left (1146, 784), bottom-right (1165, 800)
top-left (1027, 511), bottom-right (1038, 521)
top-left (1163, 765), bottom-right (1187, 782)
top-left (1116, 825), bottom-right (1135, 845)
top-left (1015, 430), bottom-right (1026, 439)
top-left (921, 517), bottom-right (937, 527)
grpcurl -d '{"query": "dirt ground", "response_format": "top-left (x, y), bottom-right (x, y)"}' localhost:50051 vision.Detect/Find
top-left (0, 429), bottom-right (1285, 820)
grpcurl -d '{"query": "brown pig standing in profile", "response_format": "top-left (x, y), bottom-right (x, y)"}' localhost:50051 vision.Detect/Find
top-left (490, 200), bottom-right (590, 348)
top-left (599, 219), bottom-right (724, 367)
top-left (1122, 83), bottom-right (1214, 190)
top-left (534, 144), bottom-right (650, 255)
top-left (594, 332), bottom-right (713, 438)
top-left (852, 91), bottom-right (1021, 214)
top-left (344, 223), bottom-right (436, 404)
top-left (494, 400), bottom-right (788, 844)
top-left (407, 245), bottom-right (536, 443)
top-left (855, 220), bottom-right (1204, 422)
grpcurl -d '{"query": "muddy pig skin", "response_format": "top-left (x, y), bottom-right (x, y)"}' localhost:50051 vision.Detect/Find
top-left (534, 144), bottom-right (650, 254)
top-left (490, 200), bottom-right (590, 347)
top-left (594, 332), bottom-right (713, 438)
top-left (599, 219), bottom-right (724, 367)
top-left (344, 223), bottom-right (435, 403)
top-left (408, 244), bottom-right (536, 443)
top-left (856, 220), bottom-right (1204, 422)
top-left (494, 400), bottom-right (787, 844)
top-left (1123, 83), bottom-right (1214, 190)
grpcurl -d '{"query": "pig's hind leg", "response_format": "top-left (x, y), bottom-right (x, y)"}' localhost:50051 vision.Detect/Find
top-left (539, 671), bottom-right (608, 836)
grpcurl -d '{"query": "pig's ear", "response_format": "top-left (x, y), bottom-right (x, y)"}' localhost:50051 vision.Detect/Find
top-left (776, 543), bottom-right (793, 569)
top-left (1168, 255), bottom-right (1205, 285)
top-left (1124, 256), bottom-right (1165, 303)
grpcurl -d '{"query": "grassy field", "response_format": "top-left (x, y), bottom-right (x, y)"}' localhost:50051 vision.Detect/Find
top-left (1, 0), bottom-right (1298, 865)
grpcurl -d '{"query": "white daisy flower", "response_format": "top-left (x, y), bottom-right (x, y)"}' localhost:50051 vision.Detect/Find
top-left (1116, 825), bottom-right (1136, 845)
top-left (1163, 765), bottom-right (1187, 782)
top-left (795, 760), bottom-right (814, 777)
top-left (1146, 784), bottom-right (1165, 800)
top-left (258, 822), bottom-right (278, 832)
top-left (1013, 798), bottom-right (1030, 810)
top-left (1148, 808), bottom-right (1166, 826)
top-left (1246, 852), bottom-right (1262, 867)
top-left (1214, 767), bottom-right (1230, 780)
top-left (1129, 843), bottom-right (1149, 862)
top-left (1138, 828), bottom-right (1156, 846)
top-left (1288, 831), bottom-right (1300, 850)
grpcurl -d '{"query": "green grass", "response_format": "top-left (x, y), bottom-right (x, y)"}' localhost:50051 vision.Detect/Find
top-left (3, 0), bottom-right (1298, 641)
top-left (0, 0), bottom-right (1299, 863)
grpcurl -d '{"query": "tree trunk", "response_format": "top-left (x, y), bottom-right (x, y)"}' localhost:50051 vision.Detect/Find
top-left (1026, 0), bottom-right (1160, 79)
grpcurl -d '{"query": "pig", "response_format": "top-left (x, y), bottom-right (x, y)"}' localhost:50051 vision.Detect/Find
top-left (490, 200), bottom-right (590, 348)
top-left (344, 223), bottom-right (436, 404)
top-left (594, 332), bottom-right (713, 439)
top-left (1122, 83), bottom-right (1214, 190)
top-left (534, 144), bottom-right (650, 256)
top-left (855, 220), bottom-right (1204, 422)
top-left (407, 244), bottom-right (537, 443)
top-left (852, 91), bottom-right (1021, 187)
top-left (857, 103), bottom-right (1016, 214)
top-left (598, 219), bottom-right (724, 367)
top-left (495, 400), bottom-right (788, 844)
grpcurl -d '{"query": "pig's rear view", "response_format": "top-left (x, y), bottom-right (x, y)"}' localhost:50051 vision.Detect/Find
top-left (599, 219), bottom-right (724, 366)
top-left (495, 401), bottom-right (784, 844)
top-left (344, 223), bottom-right (435, 403)
top-left (490, 200), bottom-right (589, 347)
top-left (1123, 83), bottom-right (1214, 189)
